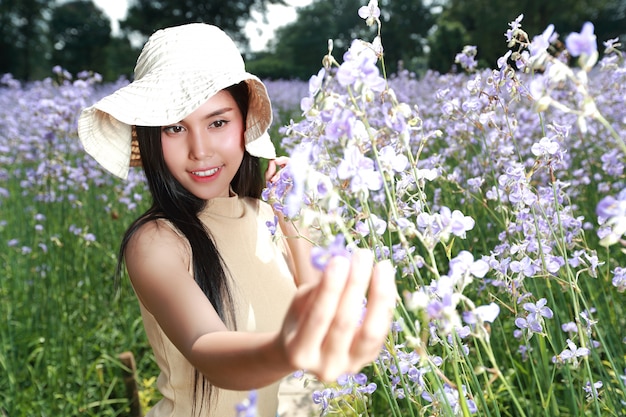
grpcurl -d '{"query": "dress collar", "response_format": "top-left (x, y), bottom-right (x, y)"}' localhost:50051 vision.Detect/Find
top-left (199, 193), bottom-right (246, 220)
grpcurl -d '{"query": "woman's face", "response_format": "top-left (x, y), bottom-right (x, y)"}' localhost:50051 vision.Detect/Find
top-left (161, 90), bottom-right (245, 200)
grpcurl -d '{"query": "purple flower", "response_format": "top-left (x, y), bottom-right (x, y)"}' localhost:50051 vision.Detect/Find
top-left (515, 315), bottom-right (543, 334)
top-left (425, 292), bottom-right (454, 319)
top-left (552, 339), bottom-right (590, 364)
top-left (312, 387), bottom-right (337, 412)
top-left (69, 224), bottom-right (83, 236)
top-left (358, 0), bottom-right (380, 26)
top-left (524, 24), bottom-right (556, 69)
top-left (421, 206), bottom-right (476, 242)
top-left (509, 256), bottom-right (538, 277)
top-left (378, 145), bottom-right (408, 174)
top-left (523, 298), bottom-right (554, 320)
top-left (448, 250), bottom-right (490, 281)
top-left (358, 0), bottom-right (380, 20)
top-left (597, 194), bottom-right (626, 219)
top-left (583, 380), bottom-right (603, 401)
top-left (336, 372), bottom-right (377, 395)
top-left (561, 322), bottom-right (578, 333)
top-left (265, 215), bottom-right (278, 236)
top-left (514, 299), bottom-right (553, 336)
top-left (235, 390), bottom-right (258, 417)
top-left (596, 189), bottom-right (626, 246)
top-left (454, 45), bottom-right (478, 72)
top-left (308, 67), bottom-right (325, 96)
top-left (518, 343), bottom-right (532, 360)
top-left (447, 209), bottom-right (475, 238)
top-left (580, 308), bottom-right (598, 333)
top-left (422, 384), bottom-right (478, 415)
top-left (496, 50), bottom-right (512, 82)
top-left (505, 14), bottom-right (524, 43)
top-left (355, 213), bottom-right (387, 237)
top-left (337, 40), bottom-right (386, 92)
top-left (531, 136), bottom-right (560, 158)
top-left (463, 302), bottom-right (500, 325)
top-left (612, 267), bottom-right (626, 292)
top-left (337, 145), bottom-right (382, 193)
top-left (533, 24), bottom-right (556, 54)
top-left (326, 108), bottom-right (356, 142)
top-left (311, 234), bottom-right (350, 271)
top-left (282, 142), bottom-right (314, 218)
top-left (565, 22), bottom-right (597, 57)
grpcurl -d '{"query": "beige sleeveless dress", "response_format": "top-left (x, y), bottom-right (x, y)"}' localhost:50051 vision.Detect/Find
top-left (135, 195), bottom-right (296, 416)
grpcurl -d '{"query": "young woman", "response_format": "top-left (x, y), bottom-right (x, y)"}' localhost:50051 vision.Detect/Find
top-left (78, 23), bottom-right (396, 416)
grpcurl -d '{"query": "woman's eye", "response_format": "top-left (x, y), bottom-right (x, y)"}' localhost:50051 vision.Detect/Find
top-left (163, 125), bottom-right (184, 134)
top-left (210, 120), bottom-right (228, 129)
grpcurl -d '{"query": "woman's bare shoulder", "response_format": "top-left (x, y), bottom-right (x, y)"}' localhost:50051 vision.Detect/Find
top-left (125, 219), bottom-right (191, 274)
top-left (129, 219), bottom-right (187, 249)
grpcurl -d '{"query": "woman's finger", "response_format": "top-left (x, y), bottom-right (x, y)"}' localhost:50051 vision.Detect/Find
top-left (265, 159), bottom-right (278, 182)
top-left (320, 249), bottom-right (374, 372)
top-left (349, 259), bottom-right (397, 368)
top-left (273, 156), bottom-right (290, 168)
top-left (265, 156), bottom-right (290, 183)
top-left (283, 255), bottom-right (351, 369)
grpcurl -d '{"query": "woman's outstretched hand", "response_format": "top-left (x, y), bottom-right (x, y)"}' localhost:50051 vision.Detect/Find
top-left (265, 156), bottom-right (398, 379)
top-left (278, 248), bottom-right (397, 382)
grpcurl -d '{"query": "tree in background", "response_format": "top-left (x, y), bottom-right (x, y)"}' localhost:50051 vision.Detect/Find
top-left (248, 0), bottom-right (437, 80)
top-left (121, 0), bottom-right (288, 49)
top-left (430, 0), bottom-right (626, 72)
top-left (248, 0), bottom-right (365, 80)
top-left (427, 19), bottom-right (469, 74)
top-left (0, 0), bottom-right (289, 80)
top-left (0, 0), bottom-right (49, 80)
top-left (100, 36), bottom-right (140, 81)
top-left (377, 0), bottom-right (437, 75)
top-left (49, 1), bottom-right (112, 76)
top-left (0, 0), bottom-right (624, 81)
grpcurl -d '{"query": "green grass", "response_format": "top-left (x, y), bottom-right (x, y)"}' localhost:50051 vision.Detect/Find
top-left (0, 169), bottom-right (157, 416)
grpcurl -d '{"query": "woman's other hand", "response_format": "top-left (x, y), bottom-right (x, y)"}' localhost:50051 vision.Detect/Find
top-left (265, 156), bottom-right (290, 184)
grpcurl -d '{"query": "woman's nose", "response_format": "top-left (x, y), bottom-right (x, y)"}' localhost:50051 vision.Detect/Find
top-left (188, 130), bottom-right (212, 159)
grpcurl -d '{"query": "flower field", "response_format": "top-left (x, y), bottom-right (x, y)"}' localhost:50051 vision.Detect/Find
top-left (1, 8), bottom-right (626, 417)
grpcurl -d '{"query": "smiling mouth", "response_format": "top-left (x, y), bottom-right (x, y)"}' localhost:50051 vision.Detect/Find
top-left (191, 167), bottom-right (219, 177)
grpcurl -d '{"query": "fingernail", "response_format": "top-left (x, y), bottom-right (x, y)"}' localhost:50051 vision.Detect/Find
top-left (327, 253), bottom-right (351, 274)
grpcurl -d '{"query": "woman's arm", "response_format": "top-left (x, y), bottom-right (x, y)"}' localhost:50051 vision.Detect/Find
top-left (126, 220), bottom-right (397, 390)
top-left (277, 215), bottom-right (321, 287)
top-left (125, 221), bottom-right (291, 389)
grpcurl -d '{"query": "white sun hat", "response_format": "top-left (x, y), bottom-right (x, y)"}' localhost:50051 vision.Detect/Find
top-left (77, 23), bottom-right (276, 179)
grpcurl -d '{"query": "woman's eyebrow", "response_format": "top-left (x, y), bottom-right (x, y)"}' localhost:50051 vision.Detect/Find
top-left (202, 107), bottom-right (234, 119)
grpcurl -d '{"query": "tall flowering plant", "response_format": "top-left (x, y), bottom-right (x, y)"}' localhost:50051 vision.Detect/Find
top-left (262, 2), bottom-right (625, 416)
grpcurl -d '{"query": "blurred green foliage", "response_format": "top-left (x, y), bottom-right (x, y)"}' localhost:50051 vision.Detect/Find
top-left (0, 0), bottom-right (625, 87)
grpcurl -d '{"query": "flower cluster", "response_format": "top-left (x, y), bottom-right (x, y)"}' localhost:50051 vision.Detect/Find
top-left (261, 8), bottom-right (625, 416)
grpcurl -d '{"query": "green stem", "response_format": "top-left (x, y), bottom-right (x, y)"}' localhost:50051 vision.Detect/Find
top-left (478, 338), bottom-right (527, 417)
top-left (594, 111), bottom-right (626, 156)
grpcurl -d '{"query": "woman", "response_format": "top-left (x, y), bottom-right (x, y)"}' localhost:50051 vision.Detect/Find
top-left (78, 23), bottom-right (396, 416)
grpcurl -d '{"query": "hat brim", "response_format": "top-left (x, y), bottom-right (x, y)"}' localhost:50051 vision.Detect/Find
top-left (78, 71), bottom-right (275, 179)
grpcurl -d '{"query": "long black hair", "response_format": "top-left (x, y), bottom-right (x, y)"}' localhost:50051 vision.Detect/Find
top-left (116, 81), bottom-right (264, 412)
